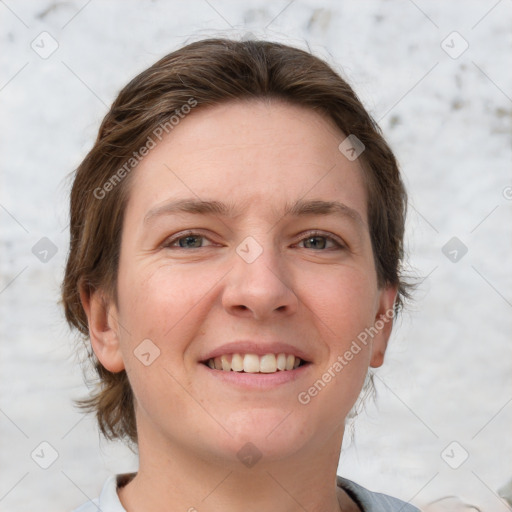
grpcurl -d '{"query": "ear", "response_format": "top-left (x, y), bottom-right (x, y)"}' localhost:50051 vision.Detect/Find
top-left (369, 285), bottom-right (398, 368)
top-left (79, 284), bottom-right (125, 373)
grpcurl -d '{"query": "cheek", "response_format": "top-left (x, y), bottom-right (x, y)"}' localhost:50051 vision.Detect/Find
top-left (115, 261), bottom-right (221, 352)
top-left (299, 266), bottom-right (376, 386)
top-left (116, 263), bottom-right (212, 425)
top-left (298, 263), bottom-right (378, 334)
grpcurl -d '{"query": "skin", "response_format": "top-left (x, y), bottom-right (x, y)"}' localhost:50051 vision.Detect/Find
top-left (81, 99), bottom-right (397, 512)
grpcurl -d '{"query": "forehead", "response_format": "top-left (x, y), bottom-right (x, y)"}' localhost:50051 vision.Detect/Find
top-left (125, 99), bottom-right (368, 224)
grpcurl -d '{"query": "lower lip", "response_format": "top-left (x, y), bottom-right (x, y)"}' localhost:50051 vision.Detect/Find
top-left (198, 362), bottom-right (312, 390)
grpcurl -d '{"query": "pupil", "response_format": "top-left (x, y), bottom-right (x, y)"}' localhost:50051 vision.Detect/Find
top-left (306, 236), bottom-right (325, 249)
top-left (180, 236), bottom-right (201, 248)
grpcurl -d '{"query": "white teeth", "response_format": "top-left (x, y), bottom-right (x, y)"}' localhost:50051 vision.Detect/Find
top-left (276, 353), bottom-right (287, 371)
top-left (243, 354), bottom-right (260, 373)
top-left (231, 353), bottom-right (244, 372)
top-left (259, 354), bottom-right (277, 373)
top-left (204, 353), bottom-right (305, 373)
top-left (220, 355), bottom-right (231, 371)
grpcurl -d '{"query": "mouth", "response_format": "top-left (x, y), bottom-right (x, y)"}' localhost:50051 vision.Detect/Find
top-left (200, 353), bottom-right (310, 374)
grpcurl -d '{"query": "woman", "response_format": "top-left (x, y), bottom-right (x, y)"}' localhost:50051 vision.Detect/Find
top-left (62, 37), bottom-right (417, 512)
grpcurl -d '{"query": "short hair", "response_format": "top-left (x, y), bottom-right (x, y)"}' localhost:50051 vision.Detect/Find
top-left (61, 37), bottom-right (410, 445)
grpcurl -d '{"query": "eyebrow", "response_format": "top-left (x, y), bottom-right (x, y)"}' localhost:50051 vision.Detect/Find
top-left (143, 197), bottom-right (364, 227)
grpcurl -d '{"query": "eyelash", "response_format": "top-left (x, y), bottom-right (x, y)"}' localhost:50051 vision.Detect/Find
top-left (162, 230), bottom-right (346, 251)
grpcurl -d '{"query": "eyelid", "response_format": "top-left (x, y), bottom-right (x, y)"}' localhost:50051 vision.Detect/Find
top-left (161, 230), bottom-right (216, 248)
top-left (161, 229), bottom-right (347, 250)
top-left (295, 230), bottom-right (346, 249)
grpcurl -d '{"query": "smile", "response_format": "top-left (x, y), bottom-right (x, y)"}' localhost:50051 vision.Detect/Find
top-left (202, 353), bottom-right (308, 373)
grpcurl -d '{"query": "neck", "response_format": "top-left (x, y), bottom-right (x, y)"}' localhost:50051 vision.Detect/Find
top-left (118, 423), bottom-right (348, 512)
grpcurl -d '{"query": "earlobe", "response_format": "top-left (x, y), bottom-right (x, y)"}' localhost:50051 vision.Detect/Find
top-left (369, 285), bottom-right (398, 368)
top-left (79, 284), bottom-right (125, 373)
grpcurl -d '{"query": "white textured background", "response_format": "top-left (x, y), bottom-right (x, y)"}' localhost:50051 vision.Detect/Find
top-left (1, 1), bottom-right (511, 510)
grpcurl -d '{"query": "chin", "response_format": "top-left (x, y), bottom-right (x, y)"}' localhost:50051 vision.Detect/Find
top-left (205, 408), bottom-right (316, 466)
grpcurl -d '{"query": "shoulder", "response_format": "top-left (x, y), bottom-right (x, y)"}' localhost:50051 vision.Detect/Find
top-left (71, 498), bottom-right (101, 512)
top-left (73, 473), bottom-right (420, 512)
top-left (71, 474), bottom-right (131, 512)
top-left (337, 475), bottom-right (421, 512)
top-left (73, 498), bottom-right (99, 512)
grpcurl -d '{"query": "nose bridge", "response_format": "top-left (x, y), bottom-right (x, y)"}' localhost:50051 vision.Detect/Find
top-left (234, 233), bottom-right (286, 289)
top-left (222, 233), bottom-right (298, 318)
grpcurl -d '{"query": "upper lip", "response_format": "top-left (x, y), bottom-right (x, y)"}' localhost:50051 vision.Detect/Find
top-left (200, 341), bottom-right (313, 363)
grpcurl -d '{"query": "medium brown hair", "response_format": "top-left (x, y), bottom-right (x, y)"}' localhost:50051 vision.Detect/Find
top-left (62, 37), bottom-right (410, 445)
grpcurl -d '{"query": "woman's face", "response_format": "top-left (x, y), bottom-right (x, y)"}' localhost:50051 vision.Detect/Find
top-left (93, 100), bottom-right (396, 466)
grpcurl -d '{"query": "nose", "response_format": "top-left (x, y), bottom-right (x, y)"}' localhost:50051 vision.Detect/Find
top-left (221, 238), bottom-right (299, 321)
